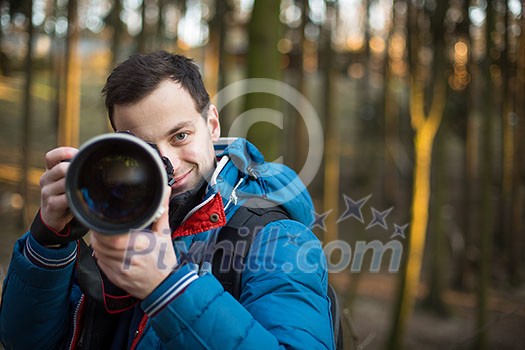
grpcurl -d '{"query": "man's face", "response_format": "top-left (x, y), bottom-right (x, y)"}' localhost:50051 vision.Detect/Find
top-left (112, 80), bottom-right (220, 198)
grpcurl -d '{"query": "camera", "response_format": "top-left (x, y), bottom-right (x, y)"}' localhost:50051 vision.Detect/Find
top-left (65, 133), bottom-right (171, 235)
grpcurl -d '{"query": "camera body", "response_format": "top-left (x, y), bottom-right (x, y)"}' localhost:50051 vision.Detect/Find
top-left (66, 133), bottom-right (169, 235)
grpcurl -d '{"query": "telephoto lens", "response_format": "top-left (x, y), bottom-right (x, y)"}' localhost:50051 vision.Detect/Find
top-left (65, 133), bottom-right (167, 235)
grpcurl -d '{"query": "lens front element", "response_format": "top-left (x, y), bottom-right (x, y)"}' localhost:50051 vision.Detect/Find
top-left (66, 133), bottom-right (167, 234)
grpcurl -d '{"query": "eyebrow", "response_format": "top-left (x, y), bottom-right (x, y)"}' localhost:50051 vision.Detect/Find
top-left (164, 121), bottom-right (195, 138)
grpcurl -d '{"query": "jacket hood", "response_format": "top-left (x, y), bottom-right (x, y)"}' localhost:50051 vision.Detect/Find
top-left (213, 138), bottom-right (314, 227)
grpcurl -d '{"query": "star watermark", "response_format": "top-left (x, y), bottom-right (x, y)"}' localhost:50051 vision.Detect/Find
top-left (285, 232), bottom-right (301, 247)
top-left (366, 207), bottom-right (393, 230)
top-left (310, 209), bottom-right (332, 231)
top-left (337, 194), bottom-right (371, 224)
top-left (391, 223), bottom-right (409, 239)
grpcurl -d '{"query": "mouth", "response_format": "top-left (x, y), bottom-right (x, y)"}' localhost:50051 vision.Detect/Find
top-left (171, 168), bottom-right (194, 186)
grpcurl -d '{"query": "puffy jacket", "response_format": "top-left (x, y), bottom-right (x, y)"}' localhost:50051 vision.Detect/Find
top-left (0, 138), bottom-right (334, 349)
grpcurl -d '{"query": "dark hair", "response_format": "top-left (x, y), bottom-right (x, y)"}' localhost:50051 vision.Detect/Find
top-left (102, 51), bottom-right (211, 130)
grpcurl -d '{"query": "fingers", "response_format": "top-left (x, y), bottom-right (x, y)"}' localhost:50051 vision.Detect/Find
top-left (44, 147), bottom-right (78, 171)
top-left (91, 233), bottom-right (130, 267)
top-left (91, 231), bottom-right (152, 260)
top-left (41, 193), bottom-right (69, 216)
top-left (40, 146), bottom-right (78, 189)
top-left (40, 176), bottom-right (66, 201)
top-left (91, 233), bottom-right (128, 254)
top-left (38, 147), bottom-right (79, 231)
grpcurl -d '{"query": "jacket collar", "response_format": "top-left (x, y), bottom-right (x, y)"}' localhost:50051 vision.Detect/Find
top-left (170, 148), bottom-right (233, 238)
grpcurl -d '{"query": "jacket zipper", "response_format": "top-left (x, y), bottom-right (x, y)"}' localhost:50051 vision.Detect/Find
top-left (130, 315), bottom-right (149, 350)
top-left (180, 191), bottom-right (217, 224)
top-left (68, 294), bottom-right (85, 350)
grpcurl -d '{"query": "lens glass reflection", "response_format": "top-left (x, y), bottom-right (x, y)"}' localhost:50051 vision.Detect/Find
top-left (76, 145), bottom-right (159, 225)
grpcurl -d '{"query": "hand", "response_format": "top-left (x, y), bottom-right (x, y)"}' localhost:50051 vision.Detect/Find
top-left (90, 188), bottom-right (178, 299)
top-left (39, 147), bottom-right (79, 231)
top-left (30, 147), bottom-right (89, 247)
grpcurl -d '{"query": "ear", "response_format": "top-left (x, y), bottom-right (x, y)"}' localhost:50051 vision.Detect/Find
top-left (206, 104), bottom-right (221, 142)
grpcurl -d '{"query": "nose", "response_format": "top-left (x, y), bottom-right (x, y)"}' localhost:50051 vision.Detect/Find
top-left (156, 144), bottom-right (181, 172)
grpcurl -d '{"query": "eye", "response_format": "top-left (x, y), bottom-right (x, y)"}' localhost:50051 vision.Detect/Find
top-left (173, 132), bottom-right (188, 142)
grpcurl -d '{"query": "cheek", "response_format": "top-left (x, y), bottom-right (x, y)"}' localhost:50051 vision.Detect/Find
top-left (178, 142), bottom-right (201, 166)
top-left (186, 147), bottom-right (198, 162)
top-left (196, 138), bottom-right (216, 170)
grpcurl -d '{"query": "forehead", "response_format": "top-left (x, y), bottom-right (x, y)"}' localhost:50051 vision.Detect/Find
top-left (112, 80), bottom-right (202, 138)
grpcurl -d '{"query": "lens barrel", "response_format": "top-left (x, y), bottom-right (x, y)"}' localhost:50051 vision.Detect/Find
top-left (66, 133), bottom-right (167, 234)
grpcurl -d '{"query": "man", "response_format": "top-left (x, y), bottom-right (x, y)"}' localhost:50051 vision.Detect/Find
top-left (0, 51), bottom-right (334, 349)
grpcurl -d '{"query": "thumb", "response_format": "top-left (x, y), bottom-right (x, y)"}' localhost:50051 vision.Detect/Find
top-left (151, 186), bottom-right (171, 236)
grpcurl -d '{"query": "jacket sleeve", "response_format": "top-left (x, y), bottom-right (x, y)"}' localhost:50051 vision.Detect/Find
top-left (141, 220), bottom-right (334, 349)
top-left (0, 232), bottom-right (79, 350)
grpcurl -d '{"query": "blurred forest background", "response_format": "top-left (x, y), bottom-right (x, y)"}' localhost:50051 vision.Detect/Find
top-left (0, 0), bottom-right (524, 349)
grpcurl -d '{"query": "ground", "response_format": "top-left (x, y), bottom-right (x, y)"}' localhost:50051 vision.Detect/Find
top-left (332, 272), bottom-right (525, 350)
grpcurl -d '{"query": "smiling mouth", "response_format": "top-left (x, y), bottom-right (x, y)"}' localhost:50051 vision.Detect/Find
top-left (172, 168), bottom-right (193, 184)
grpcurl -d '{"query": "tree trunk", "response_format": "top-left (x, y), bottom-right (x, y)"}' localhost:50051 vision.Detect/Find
top-left (388, 0), bottom-right (448, 347)
top-left (513, 12), bottom-right (525, 283)
top-left (155, 0), bottom-right (165, 49)
top-left (205, 0), bottom-right (229, 98)
top-left (422, 118), bottom-right (449, 316)
top-left (383, 1), bottom-right (407, 210)
top-left (20, 0), bottom-right (35, 228)
top-left (108, 0), bottom-right (124, 69)
top-left (501, 0), bottom-right (523, 286)
top-left (475, 2), bottom-right (496, 349)
top-left (0, 0), bottom-right (11, 76)
top-left (288, 0), bottom-right (308, 173)
top-left (57, 0), bottom-right (81, 147)
top-left (453, 0), bottom-right (473, 291)
top-left (243, 0), bottom-right (282, 160)
top-left (388, 77), bottom-right (446, 350)
top-left (137, 0), bottom-right (147, 53)
top-left (320, 2), bottom-right (339, 245)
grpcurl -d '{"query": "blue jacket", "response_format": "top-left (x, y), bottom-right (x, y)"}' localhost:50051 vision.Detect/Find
top-left (0, 138), bottom-right (334, 349)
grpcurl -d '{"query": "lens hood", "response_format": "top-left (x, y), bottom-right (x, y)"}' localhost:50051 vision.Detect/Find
top-left (66, 133), bottom-right (167, 235)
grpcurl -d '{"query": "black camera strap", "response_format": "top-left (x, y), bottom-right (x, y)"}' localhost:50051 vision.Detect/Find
top-left (75, 239), bottom-right (140, 349)
top-left (77, 239), bottom-right (139, 313)
top-left (211, 199), bottom-right (290, 299)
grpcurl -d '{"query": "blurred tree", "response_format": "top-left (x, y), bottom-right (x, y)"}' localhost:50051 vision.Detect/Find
top-left (137, 0), bottom-right (148, 53)
top-left (106, 0), bottom-right (125, 68)
top-left (500, 0), bottom-right (524, 286)
top-left (383, 0), bottom-right (411, 212)
top-left (476, 1), bottom-right (496, 349)
top-left (285, 0), bottom-right (309, 173)
top-left (357, 0), bottom-right (383, 191)
top-left (6, 0), bottom-right (30, 20)
top-left (454, 0), bottom-right (474, 292)
top-left (50, 0), bottom-right (65, 135)
top-left (135, 0), bottom-right (177, 55)
top-left (244, 0), bottom-right (282, 160)
top-left (154, 0), bottom-right (166, 49)
top-left (516, 24), bottom-right (525, 284)
top-left (320, 0), bottom-right (339, 245)
top-left (207, 0), bottom-right (230, 96)
top-left (20, 0), bottom-right (35, 227)
top-left (388, 0), bottom-right (448, 348)
top-left (57, 0), bottom-right (80, 147)
top-left (514, 10), bottom-right (525, 284)
top-left (422, 112), bottom-right (449, 317)
top-left (423, 0), bottom-right (478, 317)
top-left (0, 0), bottom-right (11, 76)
